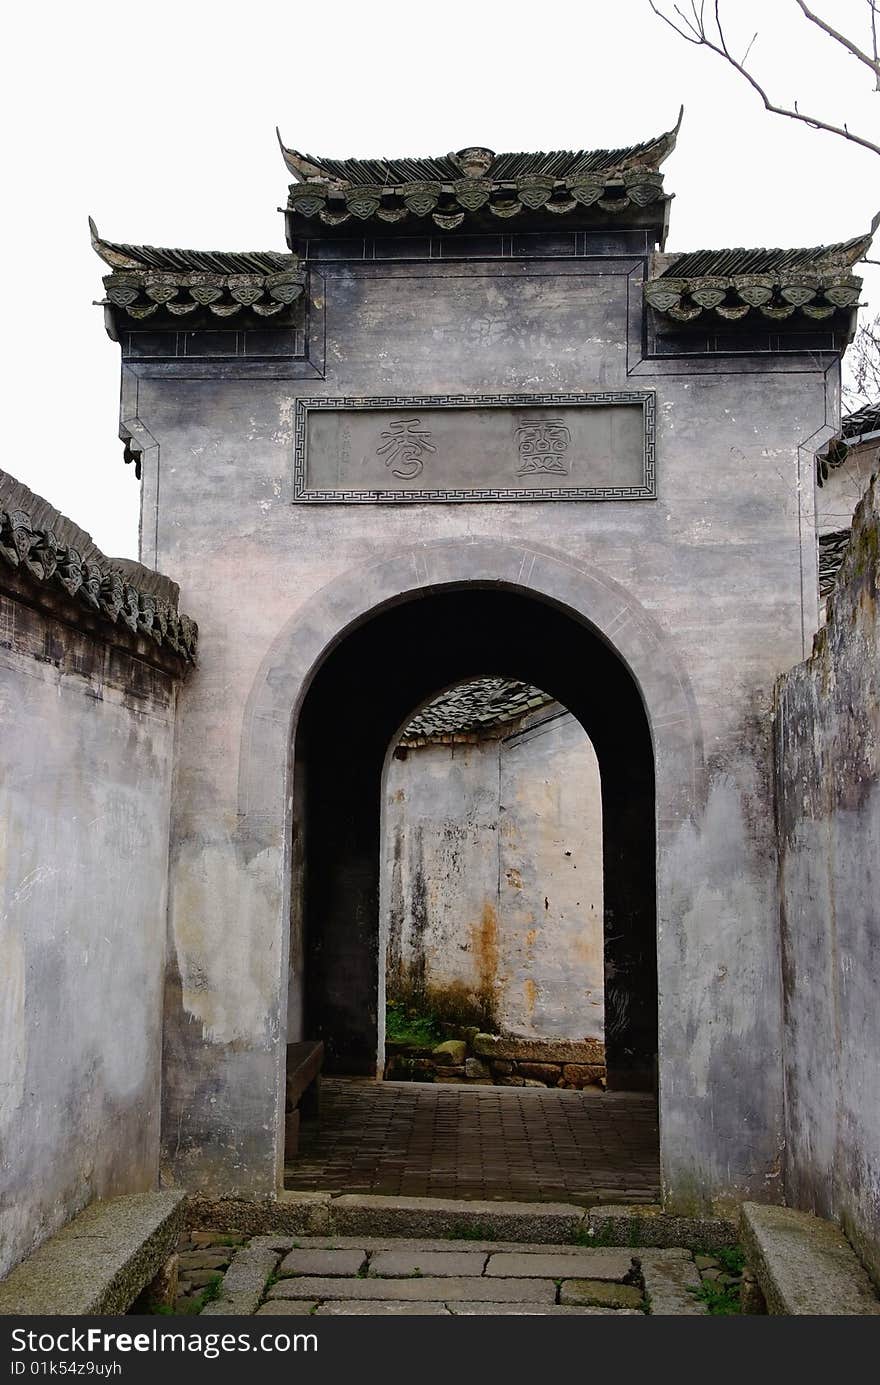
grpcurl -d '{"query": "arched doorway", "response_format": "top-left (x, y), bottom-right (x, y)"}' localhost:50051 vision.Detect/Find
top-left (291, 587), bottom-right (657, 1094)
top-left (380, 676), bottom-right (605, 1082)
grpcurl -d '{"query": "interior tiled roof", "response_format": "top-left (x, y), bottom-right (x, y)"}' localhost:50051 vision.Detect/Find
top-left (819, 528), bottom-right (853, 598)
top-left (842, 400), bottom-right (880, 439)
top-left (402, 678), bottom-right (555, 741)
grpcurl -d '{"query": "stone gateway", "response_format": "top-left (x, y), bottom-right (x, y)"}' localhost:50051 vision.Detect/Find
top-left (1, 120), bottom-right (878, 1296)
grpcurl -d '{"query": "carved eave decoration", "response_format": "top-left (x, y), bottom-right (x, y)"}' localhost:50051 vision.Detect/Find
top-left (278, 117), bottom-right (681, 235)
top-left (0, 472), bottom-right (198, 666)
top-left (645, 235), bottom-right (870, 326)
top-left (90, 221), bottom-right (305, 331)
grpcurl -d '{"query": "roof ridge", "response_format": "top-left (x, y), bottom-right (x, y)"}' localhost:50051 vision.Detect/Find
top-left (278, 114), bottom-right (682, 187)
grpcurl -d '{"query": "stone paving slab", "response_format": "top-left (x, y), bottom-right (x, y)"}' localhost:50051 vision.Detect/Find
top-left (268, 1275), bottom-right (555, 1303)
top-left (247, 1234), bottom-right (697, 1256)
top-left (248, 1235), bottom-right (599, 1254)
top-left (316, 1301), bottom-right (451, 1315)
top-left (201, 1245), bottom-right (280, 1317)
top-left (255, 1302), bottom-right (319, 1316)
top-left (485, 1251), bottom-right (635, 1280)
top-left (279, 1248), bottom-right (366, 1277)
top-left (182, 1230), bottom-right (728, 1317)
top-left (369, 1250), bottom-right (488, 1277)
top-left (450, 1304), bottom-right (642, 1315)
top-left (640, 1252), bottom-right (705, 1315)
top-left (560, 1280), bottom-right (644, 1309)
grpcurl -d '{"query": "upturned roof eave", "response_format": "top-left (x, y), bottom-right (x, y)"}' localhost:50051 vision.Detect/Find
top-left (277, 111), bottom-right (684, 187)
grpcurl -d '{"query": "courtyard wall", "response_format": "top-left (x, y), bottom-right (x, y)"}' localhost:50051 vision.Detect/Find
top-left (776, 472), bottom-right (880, 1283)
top-left (0, 475), bottom-right (190, 1276)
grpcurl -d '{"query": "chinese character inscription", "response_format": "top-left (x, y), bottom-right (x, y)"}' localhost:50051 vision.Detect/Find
top-left (376, 418), bottom-right (437, 479)
top-left (515, 419), bottom-right (571, 476)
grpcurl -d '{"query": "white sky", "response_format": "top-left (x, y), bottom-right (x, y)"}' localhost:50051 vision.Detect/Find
top-left (3, 0), bottom-right (878, 559)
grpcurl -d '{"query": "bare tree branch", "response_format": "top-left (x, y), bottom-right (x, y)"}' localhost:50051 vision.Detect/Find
top-left (843, 312), bottom-right (880, 407)
top-left (650, 0), bottom-right (880, 157)
top-left (795, 1), bottom-right (880, 84)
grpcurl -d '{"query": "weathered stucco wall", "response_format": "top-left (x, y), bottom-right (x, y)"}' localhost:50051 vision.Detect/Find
top-left (777, 473), bottom-right (880, 1282)
top-left (0, 588), bottom-right (178, 1278)
top-left (126, 248), bottom-right (835, 1212)
top-left (382, 706), bottom-right (603, 1042)
top-left (816, 437), bottom-right (880, 536)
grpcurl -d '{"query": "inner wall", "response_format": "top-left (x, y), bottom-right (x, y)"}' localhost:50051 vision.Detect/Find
top-left (292, 586), bottom-right (656, 1089)
top-left (381, 695), bottom-right (604, 1055)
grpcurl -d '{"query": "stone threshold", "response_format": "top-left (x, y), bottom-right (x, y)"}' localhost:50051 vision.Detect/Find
top-left (187, 1191), bottom-right (737, 1253)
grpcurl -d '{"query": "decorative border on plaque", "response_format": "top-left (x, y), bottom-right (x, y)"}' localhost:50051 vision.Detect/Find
top-left (292, 391), bottom-right (656, 503)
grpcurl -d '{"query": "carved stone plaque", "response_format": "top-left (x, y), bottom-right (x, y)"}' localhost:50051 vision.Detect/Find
top-left (292, 392), bottom-right (655, 503)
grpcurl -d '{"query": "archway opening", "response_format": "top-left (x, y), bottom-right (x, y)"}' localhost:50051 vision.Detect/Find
top-left (287, 585), bottom-right (658, 1197)
top-left (381, 677), bottom-right (606, 1086)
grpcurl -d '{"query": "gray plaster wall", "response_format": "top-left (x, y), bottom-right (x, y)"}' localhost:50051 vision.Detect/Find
top-left (817, 437), bottom-right (880, 535)
top-left (382, 707), bottom-right (603, 1044)
top-left (777, 474), bottom-right (880, 1282)
top-left (129, 251), bottom-right (836, 1212)
top-left (0, 594), bottom-right (177, 1278)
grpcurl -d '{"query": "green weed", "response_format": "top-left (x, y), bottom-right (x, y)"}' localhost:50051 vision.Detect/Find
top-left (385, 1002), bottom-right (443, 1047)
top-left (694, 1280), bottom-right (741, 1315)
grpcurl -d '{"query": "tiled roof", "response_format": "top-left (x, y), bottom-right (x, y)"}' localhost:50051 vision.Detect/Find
top-left (280, 120), bottom-right (681, 235)
top-left (279, 125), bottom-right (680, 187)
top-left (90, 221), bottom-right (304, 325)
top-left (401, 678), bottom-right (555, 742)
top-left (655, 239), bottom-right (869, 278)
top-left (819, 528), bottom-right (852, 598)
top-left (842, 400), bottom-right (880, 439)
top-left (645, 236), bottom-right (868, 323)
top-left (0, 471), bottom-right (197, 663)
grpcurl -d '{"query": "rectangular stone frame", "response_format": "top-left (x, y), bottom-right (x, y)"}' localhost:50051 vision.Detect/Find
top-left (292, 390), bottom-right (656, 504)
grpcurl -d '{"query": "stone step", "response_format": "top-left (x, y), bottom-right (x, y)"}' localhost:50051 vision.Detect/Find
top-left (190, 1190), bottom-right (736, 1250)
top-left (740, 1203), bottom-right (880, 1316)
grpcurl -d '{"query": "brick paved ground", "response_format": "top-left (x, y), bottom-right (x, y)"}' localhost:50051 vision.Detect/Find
top-left (285, 1078), bottom-right (660, 1203)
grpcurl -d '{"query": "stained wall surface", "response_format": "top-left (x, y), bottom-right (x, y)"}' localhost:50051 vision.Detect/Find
top-left (0, 591), bottom-right (177, 1277)
top-left (777, 475), bottom-right (880, 1283)
top-left (125, 246), bottom-right (833, 1212)
top-left (382, 707), bottom-right (603, 1044)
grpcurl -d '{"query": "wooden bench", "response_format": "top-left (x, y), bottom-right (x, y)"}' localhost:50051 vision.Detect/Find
top-left (285, 1040), bottom-right (324, 1158)
top-left (0, 1191), bottom-right (187, 1316)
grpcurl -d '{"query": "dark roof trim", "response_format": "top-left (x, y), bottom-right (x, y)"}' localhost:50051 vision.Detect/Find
top-left (645, 236), bottom-right (867, 323)
top-left (278, 114), bottom-right (682, 187)
top-left (656, 235), bottom-right (871, 279)
top-left (0, 471), bottom-right (197, 665)
top-left (90, 221), bottom-right (305, 325)
top-left (90, 220), bottom-right (294, 275)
